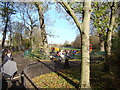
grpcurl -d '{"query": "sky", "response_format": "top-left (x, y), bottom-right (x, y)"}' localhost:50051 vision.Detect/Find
top-left (0, 3), bottom-right (79, 45)
top-left (45, 4), bottom-right (79, 44)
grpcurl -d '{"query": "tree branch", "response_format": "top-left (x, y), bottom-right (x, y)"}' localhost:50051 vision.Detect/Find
top-left (58, 1), bottom-right (82, 32)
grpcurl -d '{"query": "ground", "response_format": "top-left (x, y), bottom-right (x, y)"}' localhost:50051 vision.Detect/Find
top-left (2, 52), bottom-right (38, 89)
top-left (2, 51), bottom-right (81, 89)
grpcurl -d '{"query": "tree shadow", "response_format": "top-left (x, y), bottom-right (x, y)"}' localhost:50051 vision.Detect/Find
top-left (36, 59), bottom-right (80, 89)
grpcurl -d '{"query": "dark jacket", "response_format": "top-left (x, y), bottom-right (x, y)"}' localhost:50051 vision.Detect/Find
top-left (2, 55), bottom-right (13, 65)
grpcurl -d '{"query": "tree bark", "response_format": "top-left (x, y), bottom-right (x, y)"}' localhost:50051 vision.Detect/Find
top-left (106, 2), bottom-right (116, 56)
top-left (35, 3), bottom-right (50, 59)
top-left (99, 33), bottom-right (105, 51)
top-left (9, 30), bottom-right (12, 47)
top-left (103, 1), bottom-right (117, 73)
top-left (8, 21), bottom-right (12, 47)
top-left (2, 15), bottom-right (9, 48)
top-left (59, 1), bottom-right (92, 88)
top-left (29, 29), bottom-right (33, 51)
top-left (80, 1), bottom-right (91, 88)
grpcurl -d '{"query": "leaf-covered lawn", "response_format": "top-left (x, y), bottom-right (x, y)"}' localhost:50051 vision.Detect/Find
top-left (32, 72), bottom-right (75, 88)
top-left (29, 62), bottom-right (119, 89)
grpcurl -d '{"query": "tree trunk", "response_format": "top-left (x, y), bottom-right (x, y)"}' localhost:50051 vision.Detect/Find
top-left (2, 16), bottom-right (9, 48)
top-left (30, 30), bottom-right (34, 51)
top-left (8, 21), bottom-right (12, 47)
top-left (35, 3), bottom-right (50, 59)
top-left (106, 29), bottom-right (113, 56)
top-left (9, 31), bottom-right (12, 47)
top-left (106, 2), bottom-right (116, 56)
top-left (99, 33), bottom-right (105, 51)
top-left (80, 1), bottom-right (91, 88)
top-left (104, 2), bottom-right (117, 73)
top-left (59, 1), bottom-right (92, 88)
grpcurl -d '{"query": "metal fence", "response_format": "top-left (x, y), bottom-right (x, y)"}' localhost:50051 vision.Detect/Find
top-left (21, 62), bottom-right (55, 89)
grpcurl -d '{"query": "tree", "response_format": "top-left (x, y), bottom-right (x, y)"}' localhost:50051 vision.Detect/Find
top-left (11, 22), bottom-right (26, 50)
top-left (73, 34), bottom-right (99, 49)
top-left (32, 27), bottom-right (42, 48)
top-left (35, 3), bottom-right (50, 59)
top-left (63, 40), bottom-right (71, 47)
top-left (58, 1), bottom-right (92, 88)
top-left (90, 35), bottom-right (99, 49)
top-left (72, 34), bottom-right (81, 48)
top-left (103, 1), bottom-right (118, 73)
top-left (106, 1), bottom-right (118, 56)
top-left (0, 2), bottom-right (15, 48)
top-left (91, 2), bottom-right (110, 51)
top-left (15, 3), bottom-right (39, 51)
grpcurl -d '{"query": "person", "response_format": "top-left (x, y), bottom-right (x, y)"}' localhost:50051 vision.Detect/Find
top-left (89, 44), bottom-right (92, 53)
top-left (59, 50), bottom-right (64, 57)
top-left (2, 49), bottom-right (15, 80)
top-left (2, 49), bottom-right (13, 65)
top-left (64, 56), bottom-right (69, 69)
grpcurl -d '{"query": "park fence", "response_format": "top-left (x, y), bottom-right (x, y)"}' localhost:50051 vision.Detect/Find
top-left (21, 62), bottom-right (55, 89)
top-left (23, 49), bottom-right (32, 57)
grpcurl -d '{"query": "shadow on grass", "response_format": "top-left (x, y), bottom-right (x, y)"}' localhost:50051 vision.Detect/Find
top-left (33, 56), bottom-right (80, 89)
top-left (29, 53), bottom-right (120, 89)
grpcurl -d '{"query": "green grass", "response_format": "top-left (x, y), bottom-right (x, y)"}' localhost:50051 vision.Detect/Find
top-left (61, 47), bottom-right (80, 51)
top-left (28, 51), bottom-right (81, 61)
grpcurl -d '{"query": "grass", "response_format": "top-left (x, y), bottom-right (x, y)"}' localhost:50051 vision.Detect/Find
top-left (29, 50), bottom-right (106, 61)
top-left (32, 72), bottom-right (75, 88)
top-left (28, 62), bottom-right (119, 89)
top-left (30, 67), bottom-right (79, 88)
top-left (30, 50), bottom-right (81, 61)
top-left (90, 62), bottom-right (116, 89)
top-left (61, 47), bottom-right (80, 51)
top-left (12, 51), bottom-right (23, 55)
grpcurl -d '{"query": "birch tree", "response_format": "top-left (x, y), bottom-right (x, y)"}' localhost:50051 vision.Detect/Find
top-left (58, 1), bottom-right (92, 88)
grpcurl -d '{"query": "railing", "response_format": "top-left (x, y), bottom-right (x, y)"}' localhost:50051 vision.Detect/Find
top-left (21, 62), bottom-right (53, 89)
top-left (21, 63), bottom-right (39, 89)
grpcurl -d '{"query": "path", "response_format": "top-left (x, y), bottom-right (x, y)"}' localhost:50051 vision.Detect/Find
top-left (13, 52), bottom-right (37, 74)
top-left (2, 52), bottom-right (81, 89)
top-left (2, 52), bottom-right (38, 90)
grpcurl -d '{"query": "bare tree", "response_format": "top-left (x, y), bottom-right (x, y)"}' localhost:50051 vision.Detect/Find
top-left (15, 3), bottom-right (39, 51)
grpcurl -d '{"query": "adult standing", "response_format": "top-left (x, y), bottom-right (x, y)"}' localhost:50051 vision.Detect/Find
top-left (2, 48), bottom-right (15, 81)
top-left (2, 49), bottom-right (13, 65)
